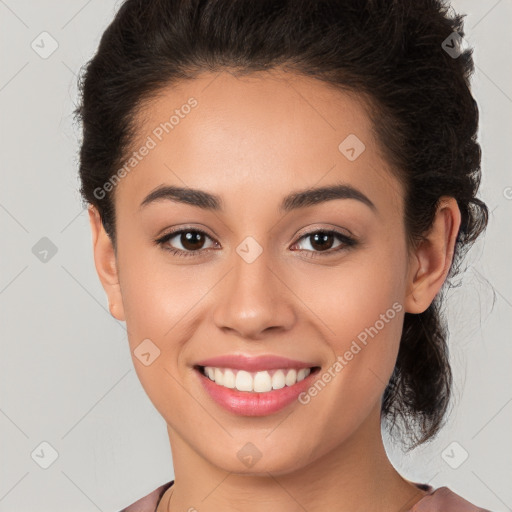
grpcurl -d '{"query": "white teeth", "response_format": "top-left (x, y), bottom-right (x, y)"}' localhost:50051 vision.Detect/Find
top-left (272, 370), bottom-right (286, 390)
top-left (285, 369), bottom-right (297, 386)
top-left (214, 368), bottom-right (224, 386)
top-left (235, 370), bottom-right (253, 392)
top-left (202, 366), bottom-right (313, 392)
top-left (253, 371), bottom-right (272, 392)
top-left (223, 369), bottom-right (236, 388)
top-left (297, 368), bottom-right (308, 382)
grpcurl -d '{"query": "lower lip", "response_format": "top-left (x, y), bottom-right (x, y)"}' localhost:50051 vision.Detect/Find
top-left (195, 367), bottom-right (319, 416)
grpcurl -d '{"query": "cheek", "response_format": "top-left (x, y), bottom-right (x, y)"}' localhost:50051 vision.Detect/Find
top-left (288, 248), bottom-right (406, 402)
top-left (115, 240), bottom-right (202, 410)
top-left (289, 244), bottom-right (405, 341)
top-left (116, 235), bottom-right (210, 342)
top-left (293, 270), bottom-right (404, 445)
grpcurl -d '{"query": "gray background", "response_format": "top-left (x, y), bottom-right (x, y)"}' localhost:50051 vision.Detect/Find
top-left (1, 0), bottom-right (511, 510)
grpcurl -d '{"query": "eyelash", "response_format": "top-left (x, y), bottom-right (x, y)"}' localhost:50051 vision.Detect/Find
top-left (155, 227), bottom-right (358, 259)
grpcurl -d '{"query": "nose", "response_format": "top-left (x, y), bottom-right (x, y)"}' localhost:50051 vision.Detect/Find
top-left (212, 245), bottom-right (297, 340)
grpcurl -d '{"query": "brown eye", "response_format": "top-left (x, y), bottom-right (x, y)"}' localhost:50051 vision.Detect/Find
top-left (291, 229), bottom-right (357, 257)
top-left (179, 231), bottom-right (207, 250)
top-left (156, 228), bottom-right (217, 256)
top-left (308, 232), bottom-right (336, 251)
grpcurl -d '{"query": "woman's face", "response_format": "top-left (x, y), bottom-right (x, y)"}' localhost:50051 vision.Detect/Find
top-left (91, 69), bottom-right (425, 475)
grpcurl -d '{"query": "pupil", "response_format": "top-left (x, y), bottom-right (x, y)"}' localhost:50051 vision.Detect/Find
top-left (182, 231), bottom-right (204, 250)
top-left (177, 231), bottom-right (335, 252)
top-left (311, 232), bottom-right (333, 251)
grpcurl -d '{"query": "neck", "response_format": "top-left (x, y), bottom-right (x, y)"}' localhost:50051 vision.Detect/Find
top-left (159, 404), bottom-right (427, 512)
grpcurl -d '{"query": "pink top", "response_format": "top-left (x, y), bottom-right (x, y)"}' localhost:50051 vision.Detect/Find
top-left (119, 480), bottom-right (493, 511)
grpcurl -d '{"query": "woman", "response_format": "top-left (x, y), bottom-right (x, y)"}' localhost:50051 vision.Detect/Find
top-left (74, 0), bottom-right (491, 510)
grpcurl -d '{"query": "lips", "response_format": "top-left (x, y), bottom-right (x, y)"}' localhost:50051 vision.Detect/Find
top-left (195, 364), bottom-right (321, 416)
top-left (194, 353), bottom-right (319, 373)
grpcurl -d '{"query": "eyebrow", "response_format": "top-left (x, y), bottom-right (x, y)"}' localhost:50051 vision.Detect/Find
top-left (139, 182), bottom-right (377, 214)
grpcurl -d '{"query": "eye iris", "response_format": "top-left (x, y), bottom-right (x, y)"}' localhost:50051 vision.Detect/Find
top-left (181, 231), bottom-right (205, 250)
top-left (310, 232), bottom-right (334, 251)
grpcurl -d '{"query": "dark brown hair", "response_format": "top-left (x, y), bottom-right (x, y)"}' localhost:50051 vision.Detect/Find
top-left (74, 0), bottom-right (489, 448)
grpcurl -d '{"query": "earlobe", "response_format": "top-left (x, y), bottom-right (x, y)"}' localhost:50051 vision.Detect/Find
top-left (404, 197), bottom-right (461, 314)
top-left (88, 205), bottom-right (126, 321)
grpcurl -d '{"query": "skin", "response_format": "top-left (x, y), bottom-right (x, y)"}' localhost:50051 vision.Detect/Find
top-left (88, 69), bottom-right (461, 512)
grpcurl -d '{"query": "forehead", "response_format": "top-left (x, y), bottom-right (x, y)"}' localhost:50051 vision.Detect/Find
top-left (115, 69), bottom-right (403, 220)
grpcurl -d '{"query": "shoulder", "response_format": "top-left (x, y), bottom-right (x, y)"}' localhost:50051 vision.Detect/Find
top-left (117, 481), bottom-right (492, 512)
top-left (118, 480), bottom-right (174, 512)
top-left (411, 485), bottom-right (493, 512)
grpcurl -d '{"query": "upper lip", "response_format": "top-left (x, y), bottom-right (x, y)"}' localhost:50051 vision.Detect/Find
top-left (194, 354), bottom-right (319, 372)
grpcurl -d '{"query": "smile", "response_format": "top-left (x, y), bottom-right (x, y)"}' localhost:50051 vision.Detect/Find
top-left (194, 365), bottom-right (321, 416)
top-left (199, 366), bottom-right (315, 393)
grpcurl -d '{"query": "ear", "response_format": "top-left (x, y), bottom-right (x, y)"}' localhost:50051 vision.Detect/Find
top-left (404, 196), bottom-right (461, 314)
top-left (88, 205), bottom-right (126, 321)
